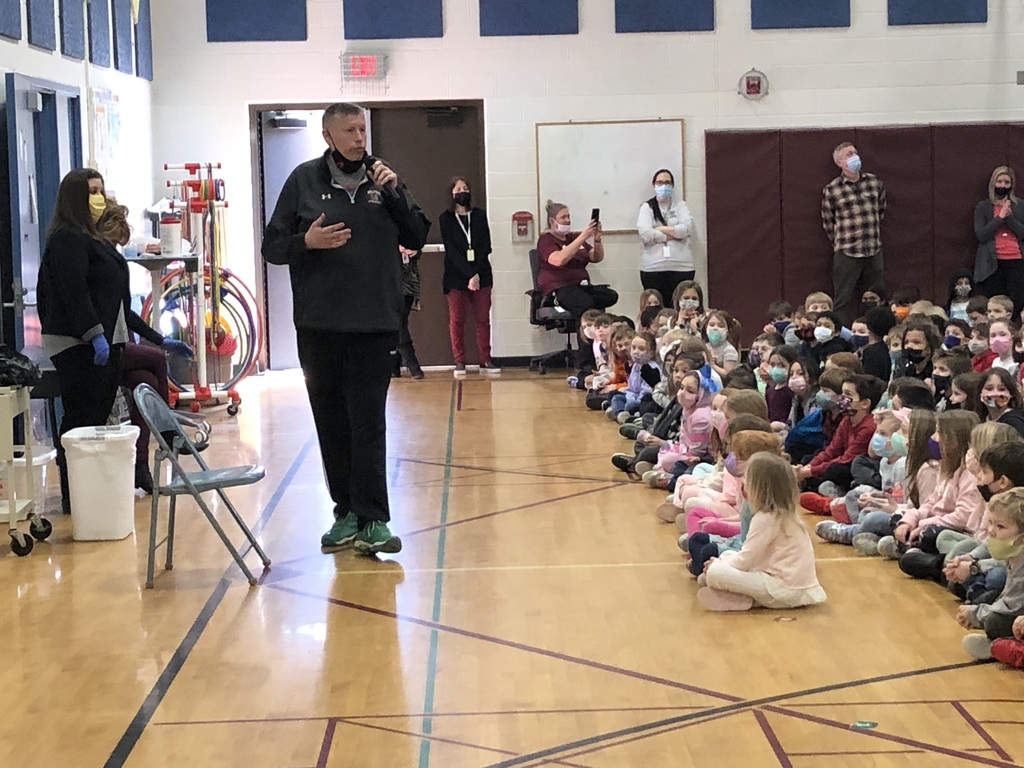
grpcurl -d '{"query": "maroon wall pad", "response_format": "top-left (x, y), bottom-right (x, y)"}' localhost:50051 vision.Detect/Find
top-left (931, 123), bottom-right (1009, 301)
top-left (706, 131), bottom-right (782, 340)
top-left (855, 125), bottom-right (933, 301)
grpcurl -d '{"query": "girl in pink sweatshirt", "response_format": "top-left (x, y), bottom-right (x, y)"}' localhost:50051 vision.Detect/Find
top-left (655, 368), bottom-right (716, 472)
top-left (879, 410), bottom-right (982, 561)
top-left (698, 452), bottom-right (827, 612)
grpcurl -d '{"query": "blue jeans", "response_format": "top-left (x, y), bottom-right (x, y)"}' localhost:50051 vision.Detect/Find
top-left (609, 391), bottom-right (642, 416)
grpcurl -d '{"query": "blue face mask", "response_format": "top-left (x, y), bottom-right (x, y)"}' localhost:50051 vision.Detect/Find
top-left (890, 350), bottom-right (901, 364)
top-left (870, 432), bottom-right (893, 458)
top-left (846, 154), bottom-right (862, 172)
top-left (815, 391), bottom-right (836, 409)
top-left (654, 184), bottom-right (673, 199)
top-left (851, 334), bottom-right (870, 349)
top-left (944, 334), bottom-right (962, 349)
top-left (707, 329), bottom-right (725, 346)
top-left (773, 320), bottom-right (790, 335)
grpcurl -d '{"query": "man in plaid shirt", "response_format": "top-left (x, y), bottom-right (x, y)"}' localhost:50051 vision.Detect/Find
top-left (821, 142), bottom-right (887, 325)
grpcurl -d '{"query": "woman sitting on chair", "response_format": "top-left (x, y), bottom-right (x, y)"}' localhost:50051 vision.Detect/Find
top-left (535, 200), bottom-right (618, 317)
top-left (94, 198), bottom-right (193, 494)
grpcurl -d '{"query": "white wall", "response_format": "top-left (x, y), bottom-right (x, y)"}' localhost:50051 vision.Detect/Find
top-left (0, 0), bottom-right (154, 289)
top-left (150, 0), bottom-right (1024, 359)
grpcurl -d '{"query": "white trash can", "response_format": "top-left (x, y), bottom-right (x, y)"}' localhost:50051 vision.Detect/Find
top-left (64, 425), bottom-right (140, 541)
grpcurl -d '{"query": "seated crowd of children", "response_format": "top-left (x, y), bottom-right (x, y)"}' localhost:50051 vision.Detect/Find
top-left (571, 280), bottom-right (1024, 670)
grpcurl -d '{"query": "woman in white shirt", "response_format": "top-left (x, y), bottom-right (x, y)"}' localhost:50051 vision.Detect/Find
top-left (636, 169), bottom-right (695, 304)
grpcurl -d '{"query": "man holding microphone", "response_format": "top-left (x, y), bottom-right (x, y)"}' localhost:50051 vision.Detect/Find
top-left (263, 102), bottom-right (430, 555)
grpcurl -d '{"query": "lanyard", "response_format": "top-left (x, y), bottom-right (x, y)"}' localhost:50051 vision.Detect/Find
top-left (455, 211), bottom-right (471, 246)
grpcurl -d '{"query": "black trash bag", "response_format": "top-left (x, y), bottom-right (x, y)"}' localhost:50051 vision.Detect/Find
top-left (0, 345), bottom-right (42, 387)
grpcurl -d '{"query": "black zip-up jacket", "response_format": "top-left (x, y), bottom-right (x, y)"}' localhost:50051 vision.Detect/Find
top-left (438, 207), bottom-right (493, 293)
top-left (38, 229), bottom-right (163, 345)
top-left (262, 150), bottom-right (430, 333)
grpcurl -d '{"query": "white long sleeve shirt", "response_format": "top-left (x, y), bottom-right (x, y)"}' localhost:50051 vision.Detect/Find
top-left (636, 198), bottom-right (695, 273)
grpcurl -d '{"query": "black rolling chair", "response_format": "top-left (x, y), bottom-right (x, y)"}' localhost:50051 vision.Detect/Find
top-left (525, 248), bottom-right (579, 374)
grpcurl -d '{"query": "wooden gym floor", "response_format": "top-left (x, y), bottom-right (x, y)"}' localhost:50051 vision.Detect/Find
top-left (2, 369), bottom-right (1023, 768)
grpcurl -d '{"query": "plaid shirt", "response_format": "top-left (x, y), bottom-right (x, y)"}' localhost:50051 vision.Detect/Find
top-left (821, 172), bottom-right (887, 257)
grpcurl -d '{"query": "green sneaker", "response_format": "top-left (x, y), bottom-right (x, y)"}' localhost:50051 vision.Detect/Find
top-left (321, 512), bottom-right (359, 551)
top-left (354, 521), bottom-right (402, 556)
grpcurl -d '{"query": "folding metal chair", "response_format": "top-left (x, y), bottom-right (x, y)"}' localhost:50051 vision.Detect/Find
top-left (132, 383), bottom-right (270, 588)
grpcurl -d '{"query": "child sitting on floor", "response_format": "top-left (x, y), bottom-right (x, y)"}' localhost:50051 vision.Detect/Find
top-left (795, 373), bottom-right (885, 496)
top-left (608, 332), bottom-right (661, 422)
top-left (958, 487), bottom-right (1024, 661)
top-left (697, 452), bottom-right (827, 612)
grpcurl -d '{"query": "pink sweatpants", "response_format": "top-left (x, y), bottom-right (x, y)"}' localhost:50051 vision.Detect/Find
top-left (686, 506), bottom-right (741, 538)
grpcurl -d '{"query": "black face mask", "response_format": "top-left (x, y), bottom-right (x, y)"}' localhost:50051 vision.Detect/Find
top-left (453, 191), bottom-right (471, 207)
top-left (978, 484), bottom-right (994, 503)
top-left (798, 327), bottom-right (815, 341)
top-left (904, 349), bottom-right (927, 364)
top-left (327, 133), bottom-right (365, 174)
top-left (932, 374), bottom-right (951, 394)
top-left (995, 187), bottom-right (1011, 199)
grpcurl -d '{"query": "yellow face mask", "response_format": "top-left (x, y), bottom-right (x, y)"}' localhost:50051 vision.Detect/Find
top-left (89, 193), bottom-right (106, 222)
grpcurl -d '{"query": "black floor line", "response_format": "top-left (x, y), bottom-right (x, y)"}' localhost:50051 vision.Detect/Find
top-left (102, 437), bottom-right (314, 768)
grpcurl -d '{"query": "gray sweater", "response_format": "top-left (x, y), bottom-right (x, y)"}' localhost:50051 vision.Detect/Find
top-left (966, 551), bottom-right (1024, 626)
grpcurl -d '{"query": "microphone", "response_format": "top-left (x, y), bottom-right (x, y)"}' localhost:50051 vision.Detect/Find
top-left (363, 154), bottom-right (400, 203)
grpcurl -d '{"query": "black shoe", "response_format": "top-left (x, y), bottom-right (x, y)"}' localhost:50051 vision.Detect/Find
top-left (135, 462), bottom-right (154, 495)
top-left (611, 453), bottom-right (633, 472)
top-left (898, 549), bottom-right (945, 582)
top-left (410, 365), bottom-right (425, 380)
top-left (620, 424), bottom-right (641, 440)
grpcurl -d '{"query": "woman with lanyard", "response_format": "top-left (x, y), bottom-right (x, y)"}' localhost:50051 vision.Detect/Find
top-left (439, 176), bottom-right (498, 379)
top-left (636, 169), bottom-right (695, 304)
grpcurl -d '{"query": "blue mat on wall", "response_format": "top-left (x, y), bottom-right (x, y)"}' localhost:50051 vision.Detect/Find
top-left (343, 0), bottom-right (442, 39)
top-left (1, 0), bottom-right (22, 40)
top-left (614, 0), bottom-right (714, 33)
top-left (751, 0), bottom-right (849, 29)
top-left (206, 0), bottom-right (307, 41)
top-left (28, 0), bottom-right (56, 50)
top-left (480, 0), bottom-right (578, 36)
top-left (88, 0), bottom-right (110, 67)
top-left (59, 0), bottom-right (85, 59)
top-left (112, 0), bottom-right (132, 73)
top-left (888, 0), bottom-right (986, 25)
top-left (135, 0), bottom-right (152, 80)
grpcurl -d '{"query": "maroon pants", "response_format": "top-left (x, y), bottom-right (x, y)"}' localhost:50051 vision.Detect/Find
top-left (123, 342), bottom-right (170, 461)
top-left (446, 287), bottom-right (492, 364)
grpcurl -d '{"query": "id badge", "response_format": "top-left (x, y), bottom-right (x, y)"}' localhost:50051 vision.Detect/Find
top-left (467, 248), bottom-right (475, 263)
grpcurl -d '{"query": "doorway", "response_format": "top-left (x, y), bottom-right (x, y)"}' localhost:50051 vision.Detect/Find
top-left (1, 74), bottom-right (82, 353)
top-left (252, 100), bottom-right (486, 370)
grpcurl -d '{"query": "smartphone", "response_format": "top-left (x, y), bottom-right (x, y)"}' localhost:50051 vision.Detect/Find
top-left (591, 208), bottom-right (600, 223)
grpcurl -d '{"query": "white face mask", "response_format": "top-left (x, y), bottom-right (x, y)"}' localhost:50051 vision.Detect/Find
top-left (553, 223), bottom-right (571, 235)
top-left (582, 326), bottom-right (594, 340)
top-left (813, 326), bottom-right (833, 343)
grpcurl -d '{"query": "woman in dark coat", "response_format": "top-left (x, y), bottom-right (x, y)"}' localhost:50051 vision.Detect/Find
top-left (975, 166), bottom-right (1024, 316)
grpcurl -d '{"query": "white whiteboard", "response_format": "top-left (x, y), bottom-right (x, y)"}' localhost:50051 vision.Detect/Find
top-left (536, 119), bottom-right (685, 233)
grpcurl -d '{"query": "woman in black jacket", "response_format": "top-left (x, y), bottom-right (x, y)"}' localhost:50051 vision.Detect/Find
top-left (38, 168), bottom-right (184, 512)
top-left (974, 166), bottom-right (1024, 316)
top-left (438, 177), bottom-right (497, 379)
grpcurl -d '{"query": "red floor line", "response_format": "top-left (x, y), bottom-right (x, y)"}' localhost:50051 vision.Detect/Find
top-left (402, 483), bottom-right (624, 538)
top-left (152, 705), bottom-right (708, 728)
top-left (534, 710), bottom-right (746, 766)
top-left (334, 717), bottom-right (593, 768)
top-left (314, 719), bottom-right (336, 768)
top-left (764, 705), bottom-right (1018, 768)
top-left (953, 702), bottom-right (1015, 761)
top-left (401, 456), bottom-right (631, 484)
top-left (753, 710), bottom-right (795, 768)
top-left (979, 720), bottom-right (1024, 725)
top-left (266, 583), bottom-right (742, 705)
top-left (786, 698), bottom-right (1024, 708)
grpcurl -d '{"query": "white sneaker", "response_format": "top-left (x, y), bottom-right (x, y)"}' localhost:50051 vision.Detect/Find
top-left (962, 633), bottom-right (993, 661)
top-left (453, 363), bottom-right (467, 379)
